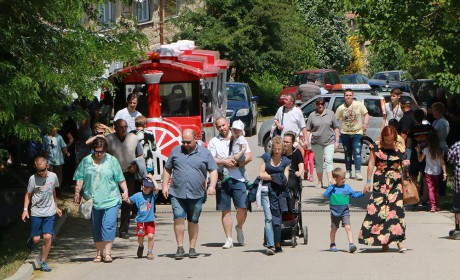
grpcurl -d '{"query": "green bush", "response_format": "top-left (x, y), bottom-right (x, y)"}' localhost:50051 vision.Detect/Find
top-left (250, 73), bottom-right (283, 117)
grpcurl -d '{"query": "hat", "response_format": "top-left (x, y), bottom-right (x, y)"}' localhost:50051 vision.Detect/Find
top-left (307, 73), bottom-right (316, 82)
top-left (402, 100), bottom-right (411, 107)
top-left (231, 120), bottom-right (245, 135)
top-left (143, 177), bottom-right (155, 188)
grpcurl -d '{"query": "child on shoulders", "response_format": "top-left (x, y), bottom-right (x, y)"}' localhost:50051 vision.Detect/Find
top-left (324, 167), bottom-right (367, 253)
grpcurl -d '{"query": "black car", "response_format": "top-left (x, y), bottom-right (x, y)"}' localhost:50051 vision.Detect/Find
top-left (225, 82), bottom-right (259, 136)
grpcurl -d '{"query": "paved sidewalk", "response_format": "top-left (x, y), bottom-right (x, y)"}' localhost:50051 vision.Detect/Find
top-left (34, 190), bottom-right (458, 280)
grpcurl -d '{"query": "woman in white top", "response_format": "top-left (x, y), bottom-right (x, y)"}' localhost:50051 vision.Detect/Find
top-left (382, 88), bottom-right (404, 130)
top-left (416, 133), bottom-right (447, 212)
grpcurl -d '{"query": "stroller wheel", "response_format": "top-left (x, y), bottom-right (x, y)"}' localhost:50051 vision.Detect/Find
top-left (303, 225), bottom-right (308, 245)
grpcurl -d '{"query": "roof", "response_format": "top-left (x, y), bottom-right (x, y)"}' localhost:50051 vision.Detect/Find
top-left (293, 69), bottom-right (337, 74)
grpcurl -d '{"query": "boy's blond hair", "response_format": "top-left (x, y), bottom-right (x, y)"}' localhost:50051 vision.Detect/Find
top-left (332, 167), bottom-right (345, 180)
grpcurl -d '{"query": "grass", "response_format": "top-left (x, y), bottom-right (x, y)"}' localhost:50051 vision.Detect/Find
top-left (0, 220), bottom-right (31, 279)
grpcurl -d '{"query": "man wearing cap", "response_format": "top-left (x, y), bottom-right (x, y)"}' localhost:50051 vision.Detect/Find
top-left (106, 119), bottom-right (143, 239)
top-left (162, 129), bottom-right (218, 259)
top-left (335, 89), bottom-right (370, 180)
top-left (295, 73), bottom-right (321, 103)
top-left (208, 117), bottom-right (253, 249)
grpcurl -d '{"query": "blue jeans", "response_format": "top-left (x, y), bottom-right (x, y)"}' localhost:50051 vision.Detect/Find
top-left (261, 191), bottom-right (274, 247)
top-left (91, 204), bottom-right (120, 242)
top-left (341, 134), bottom-right (363, 173)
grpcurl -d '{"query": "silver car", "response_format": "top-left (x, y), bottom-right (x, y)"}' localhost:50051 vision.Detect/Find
top-left (258, 92), bottom-right (418, 165)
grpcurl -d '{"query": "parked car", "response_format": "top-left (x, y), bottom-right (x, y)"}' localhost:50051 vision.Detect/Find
top-left (225, 82), bottom-right (259, 136)
top-left (368, 70), bottom-right (416, 93)
top-left (278, 69), bottom-right (342, 106)
top-left (258, 91), bottom-right (418, 165)
top-left (340, 73), bottom-right (369, 84)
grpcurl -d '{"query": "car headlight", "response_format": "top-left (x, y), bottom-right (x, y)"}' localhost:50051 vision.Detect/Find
top-left (236, 108), bottom-right (249, 117)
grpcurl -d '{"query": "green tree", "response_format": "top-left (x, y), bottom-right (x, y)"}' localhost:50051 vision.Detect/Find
top-left (0, 0), bottom-right (148, 142)
top-left (296, 0), bottom-right (352, 73)
top-left (171, 0), bottom-right (317, 115)
top-left (351, 0), bottom-right (460, 93)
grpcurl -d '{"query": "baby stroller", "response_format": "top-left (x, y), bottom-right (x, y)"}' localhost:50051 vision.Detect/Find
top-left (280, 174), bottom-right (308, 247)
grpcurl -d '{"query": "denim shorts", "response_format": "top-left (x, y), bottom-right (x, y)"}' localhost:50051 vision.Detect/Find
top-left (30, 215), bottom-right (55, 237)
top-left (170, 196), bottom-right (204, 224)
top-left (91, 204), bottom-right (120, 242)
top-left (216, 178), bottom-right (247, 211)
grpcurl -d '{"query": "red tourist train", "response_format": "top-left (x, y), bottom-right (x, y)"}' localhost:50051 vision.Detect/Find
top-left (110, 40), bottom-right (231, 181)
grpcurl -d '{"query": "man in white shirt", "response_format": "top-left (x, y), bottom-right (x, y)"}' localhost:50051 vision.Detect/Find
top-left (273, 93), bottom-right (308, 139)
top-left (114, 92), bottom-right (143, 132)
top-left (208, 117), bottom-right (252, 249)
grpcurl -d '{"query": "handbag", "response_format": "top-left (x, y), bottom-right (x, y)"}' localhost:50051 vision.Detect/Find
top-left (271, 106), bottom-right (285, 137)
top-left (79, 164), bottom-right (102, 219)
top-left (401, 168), bottom-right (420, 205)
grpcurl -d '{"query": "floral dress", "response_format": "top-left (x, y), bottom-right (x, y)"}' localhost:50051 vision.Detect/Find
top-left (358, 144), bottom-right (406, 246)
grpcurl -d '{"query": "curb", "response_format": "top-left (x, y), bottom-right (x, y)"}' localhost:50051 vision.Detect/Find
top-left (6, 211), bottom-right (69, 280)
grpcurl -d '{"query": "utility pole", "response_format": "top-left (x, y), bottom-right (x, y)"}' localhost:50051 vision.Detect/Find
top-left (159, 0), bottom-right (164, 44)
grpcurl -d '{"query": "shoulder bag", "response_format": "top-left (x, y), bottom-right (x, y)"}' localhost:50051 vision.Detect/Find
top-left (80, 164), bottom-right (102, 219)
top-left (401, 167), bottom-right (420, 205)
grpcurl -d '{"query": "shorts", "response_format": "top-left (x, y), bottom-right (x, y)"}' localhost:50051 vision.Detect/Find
top-left (170, 196), bottom-right (204, 224)
top-left (331, 215), bottom-right (351, 229)
top-left (453, 186), bottom-right (460, 213)
top-left (30, 216), bottom-right (55, 237)
top-left (136, 221), bottom-right (156, 236)
top-left (216, 178), bottom-right (247, 211)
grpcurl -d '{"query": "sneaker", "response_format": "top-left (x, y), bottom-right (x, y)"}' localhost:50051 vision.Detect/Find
top-left (355, 173), bottom-right (363, 181)
top-left (119, 232), bottom-right (129, 239)
top-left (137, 245), bottom-right (144, 258)
top-left (41, 261), bottom-right (52, 272)
top-left (26, 237), bottom-right (36, 250)
top-left (175, 246), bottom-right (185, 260)
top-left (329, 243), bottom-right (338, 252)
top-left (345, 171), bottom-right (351, 179)
top-left (189, 248), bottom-right (198, 258)
top-left (308, 176), bottom-right (314, 182)
top-left (266, 247), bottom-right (276, 255)
top-left (222, 239), bottom-right (233, 249)
top-left (235, 225), bottom-right (245, 245)
top-left (275, 246), bottom-right (283, 253)
top-left (147, 253), bottom-right (154, 260)
top-left (349, 243), bottom-right (357, 253)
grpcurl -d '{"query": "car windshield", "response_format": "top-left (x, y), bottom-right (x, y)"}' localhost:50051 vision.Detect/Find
top-left (288, 73), bottom-right (323, 87)
top-left (226, 84), bottom-right (247, 101)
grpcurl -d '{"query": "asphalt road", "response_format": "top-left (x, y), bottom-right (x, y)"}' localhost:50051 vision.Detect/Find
top-left (34, 125), bottom-right (459, 280)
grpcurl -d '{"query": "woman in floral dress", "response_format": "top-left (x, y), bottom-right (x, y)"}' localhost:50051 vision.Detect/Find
top-left (358, 126), bottom-right (408, 252)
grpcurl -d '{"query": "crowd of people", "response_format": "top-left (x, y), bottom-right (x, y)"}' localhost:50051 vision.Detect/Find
top-left (20, 88), bottom-right (460, 272)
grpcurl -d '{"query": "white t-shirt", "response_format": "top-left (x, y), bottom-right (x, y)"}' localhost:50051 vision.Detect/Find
top-left (384, 103), bottom-right (404, 125)
top-left (27, 172), bottom-right (58, 217)
top-left (232, 135), bottom-right (248, 156)
top-left (208, 134), bottom-right (251, 181)
top-left (114, 108), bottom-right (142, 132)
top-left (423, 147), bottom-right (442, 175)
top-left (274, 106), bottom-right (306, 137)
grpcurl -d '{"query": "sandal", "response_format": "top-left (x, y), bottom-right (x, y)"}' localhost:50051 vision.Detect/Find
top-left (104, 254), bottom-right (113, 263)
top-left (93, 255), bottom-right (104, 263)
top-left (382, 244), bottom-right (390, 252)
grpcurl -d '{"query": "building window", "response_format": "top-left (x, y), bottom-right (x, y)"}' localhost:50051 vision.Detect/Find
top-left (137, 0), bottom-right (150, 22)
top-left (165, 0), bottom-right (180, 18)
top-left (98, 1), bottom-right (114, 25)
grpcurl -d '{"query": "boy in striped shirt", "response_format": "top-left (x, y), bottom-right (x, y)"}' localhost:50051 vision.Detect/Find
top-left (324, 167), bottom-right (367, 253)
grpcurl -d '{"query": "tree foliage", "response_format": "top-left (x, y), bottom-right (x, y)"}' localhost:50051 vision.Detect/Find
top-left (296, 0), bottom-right (352, 73)
top-left (0, 0), bottom-right (148, 141)
top-left (351, 0), bottom-right (460, 93)
top-left (171, 0), bottom-right (317, 84)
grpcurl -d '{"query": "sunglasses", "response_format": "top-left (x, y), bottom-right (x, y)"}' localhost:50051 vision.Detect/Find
top-left (94, 150), bottom-right (105, 155)
top-left (316, 103), bottom-right (325, 106)
top-left (182, 141), bottom-right (192, 144)
top-left (36, 167), bottom-right (47, 173)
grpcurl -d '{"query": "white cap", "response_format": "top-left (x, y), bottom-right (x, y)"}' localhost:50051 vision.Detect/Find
top-left (231, 120), bottom-right (245, 136)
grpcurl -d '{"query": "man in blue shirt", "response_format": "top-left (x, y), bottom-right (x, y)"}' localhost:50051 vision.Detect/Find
top-left (162, 129), bottom-right (218, 259)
